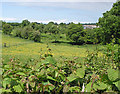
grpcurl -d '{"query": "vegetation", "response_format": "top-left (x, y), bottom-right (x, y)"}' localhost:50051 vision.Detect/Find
top-left (2, 33), bottom-right (102, 63)
top-left (2, 1), bottom-right (120, 44)
top-left (97, 1), bottom-right (120, 44)
top-left (1, 40), bottom-right (120, 93)
top-left (2, 23), bottom-right (13, 35)
top-left (1, 1), bottom-right (120, 93)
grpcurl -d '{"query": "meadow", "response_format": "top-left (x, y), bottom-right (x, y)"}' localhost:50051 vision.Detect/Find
top-left (2, 33), bottom-right (104, 63)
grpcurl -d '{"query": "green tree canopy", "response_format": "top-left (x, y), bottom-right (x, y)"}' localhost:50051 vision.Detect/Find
top-left (97, 1), bottom-right (120, 44)
top-left (2, 23), bottom-right (13, 35)
top-left (21, 20), bottom-right (30, 27)
top-left (66, 23), bottom-right (84, 44)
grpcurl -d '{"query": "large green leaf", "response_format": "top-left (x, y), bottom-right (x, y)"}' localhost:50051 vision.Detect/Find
top-left (3, 78), bottom-right (11, 88)
top-left (49, 85), bottom-right (55, 90)
top-left (41, 56), bottom-right (56, 65)
top-left (47, 76), bottom-right (56, 81)
top-left (16, 72), bottom-right (26, 76)
top-left (29, 82), bottom-right (35, 88)
top-left (93, 81), bottom-right (107, 90)
top-left (107, 69), bottom-right (119, 81)
top-left (76, 68), bottom-right (85, 78)
top-left (1, 88), bottom-right (12, 92)
top-left (69, 86), bottom-right (80, 92)
top-left (59, 73), bottom-right (66, 81)
top-left (113, 80), bottom-right (120, 91)
top-left (13, 85), bottom-right (23, 92)
top-left (85, 82), bottom-right (92, 92)
top-left (67, 74), bottom-right (77, 82)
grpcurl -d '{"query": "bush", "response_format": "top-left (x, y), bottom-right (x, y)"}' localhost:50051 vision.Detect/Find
top-left (12, 27), bottom-right (22, 37)
top-left (21, 26), bottom-right (33, 39)
top-left (2, 23), bottom-right (12, 35)
top-left (32, 31), bottom-right (41, 42)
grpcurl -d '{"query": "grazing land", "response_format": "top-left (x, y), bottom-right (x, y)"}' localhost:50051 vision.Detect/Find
top-left (2, 33), bottom-right (104, 63)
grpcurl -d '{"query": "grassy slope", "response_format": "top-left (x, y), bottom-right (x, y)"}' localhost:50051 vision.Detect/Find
top-left (2, 33), bottom-right (104, 63)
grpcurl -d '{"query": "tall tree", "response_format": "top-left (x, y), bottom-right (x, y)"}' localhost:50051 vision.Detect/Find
top-left (98, 1), bottom-right (120, 44)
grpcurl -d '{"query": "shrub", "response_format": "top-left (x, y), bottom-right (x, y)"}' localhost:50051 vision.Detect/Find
top-left (2, 23), bottom-right (12, 35)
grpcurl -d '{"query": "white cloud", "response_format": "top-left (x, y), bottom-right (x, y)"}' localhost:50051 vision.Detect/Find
top-left (0, 18), bottom-right (17, 21)
top-left (1, 0), bottom-right (116, 2)
top-left (0, 18), bottom-right (95, 24)
top-left (29, 19), bottom-right (94, 24)
top-left (29, 19), bottom-right (67, 24)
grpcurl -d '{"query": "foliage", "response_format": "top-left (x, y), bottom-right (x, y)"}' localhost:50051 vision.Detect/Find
top-left (2, 23), bottom-right (13, 35)
top-left (11, 26), bottom-right (41, 42)
top-left (43, 22), bottom-right (54, 34)
top-left (83, 28), bottom-right (98, 44)
top-left (66, 23), bottom-right (84, 44)
top-left (1, 1), bottom-right (120, 93)
top-left (1, 44), bottom-right (120, 93)
top-left (2, 1), bottom-right (120, 45)
top-left (12, 27), bottom-right (22, 37)
top-left (97, 1), bottom-right (120, 44)
top-left (21, 20), bottom-right (30, 27)
top-left (32, 31), bottom-right (41, 42)
top-left (21, 26), bottom-right (33, 39)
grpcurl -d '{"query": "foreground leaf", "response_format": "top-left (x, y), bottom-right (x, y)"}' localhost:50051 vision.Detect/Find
top-left (13, 85), bottom-right (23, 92)
top-left (107, 69), bottom-right (119, 81)
top-left (76, 68), bottom-right (85, 78)
top-left (16, 72), bottom-right (26, 76)
top-left (67, 74), bottom-right (77, 82)
top-left (113, 80), bottom-right (120, 91)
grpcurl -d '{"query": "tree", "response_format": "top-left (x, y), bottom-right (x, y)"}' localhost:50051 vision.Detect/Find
top-left (66, 23), bottom-right (84, 44)
top-left (49, 25), bottom-right (60, 42)
top-left (97, 1), bottom-right (120, 44)
top-left (2, 23), bottom-right (12, 35)
top-left (21, 20), bottom-right (30, 27)
top-left (43, 22), bottom-right (54, 34)
top-left (21, 26), bottom-right (33, 39)
top-left (12, 27), bottom-right (22, 37)
top-left (59, 23), bottom-right (67, 34)
top-left (37, 23), bottom-right (44, 33)
top-left (32, 31), bottom-right (41, 42)
top-left (0, 20), bottom-right (2, 30)
top-left (84, 28), bottom-right (102, 44)
top-left (30, 22), bottom-right (37, 29)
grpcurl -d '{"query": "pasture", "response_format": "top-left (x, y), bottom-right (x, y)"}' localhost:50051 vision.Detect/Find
top-left (2, 33), bottom-right (104, 63)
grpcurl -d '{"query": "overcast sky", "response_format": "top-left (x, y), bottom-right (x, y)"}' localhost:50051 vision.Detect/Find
top-left (0, 0), bottom-right (117, 23)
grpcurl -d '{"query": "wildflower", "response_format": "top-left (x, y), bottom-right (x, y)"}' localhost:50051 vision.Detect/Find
top-left (10, 58), bottom-right (13, 62)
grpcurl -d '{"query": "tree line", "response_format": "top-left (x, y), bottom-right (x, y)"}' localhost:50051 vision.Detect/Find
top-left (1, 1), bottom-right (120, 44)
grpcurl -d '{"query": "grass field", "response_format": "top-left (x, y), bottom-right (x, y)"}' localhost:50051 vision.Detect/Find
top-left (2, 33), bottom-right (104, 63)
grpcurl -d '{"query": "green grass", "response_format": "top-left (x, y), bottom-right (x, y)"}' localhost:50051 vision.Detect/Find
top-left (2, 33), bottom-right (105, 63)
top-left (41, 33), bottom-right (68, 43)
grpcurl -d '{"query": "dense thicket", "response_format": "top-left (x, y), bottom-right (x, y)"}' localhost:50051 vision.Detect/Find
top-left (1, 1), bottom-right (120, 44)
